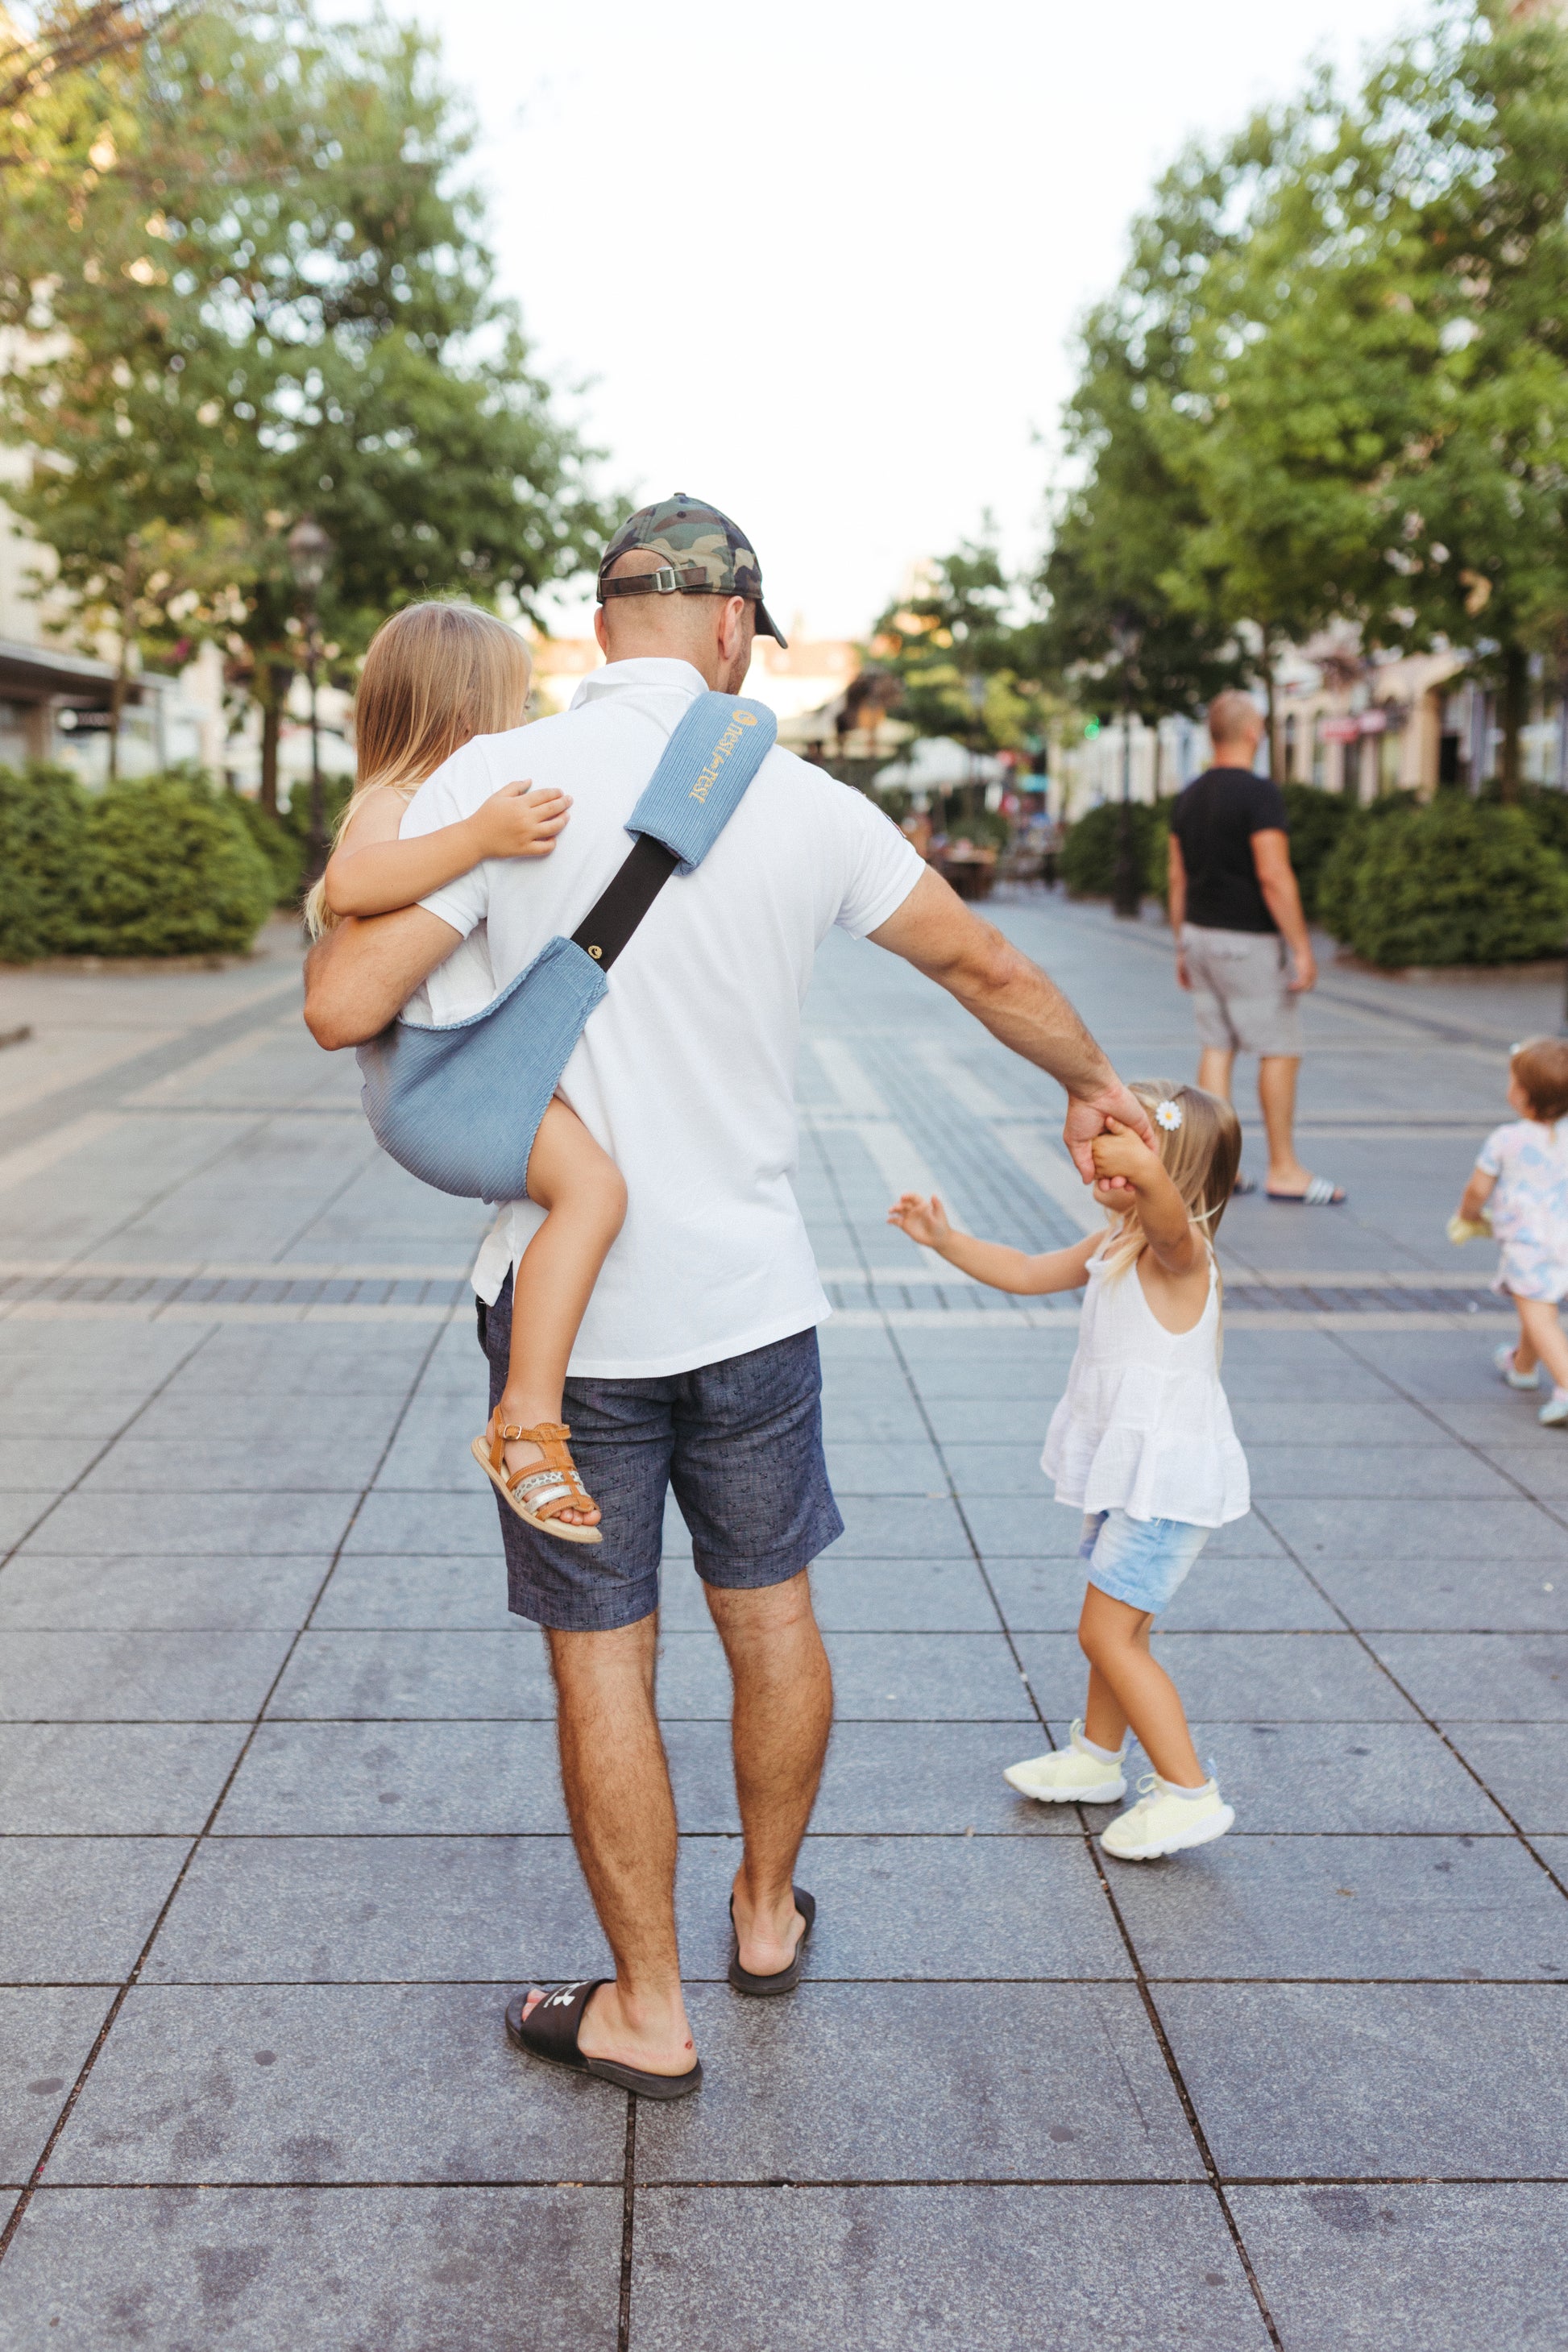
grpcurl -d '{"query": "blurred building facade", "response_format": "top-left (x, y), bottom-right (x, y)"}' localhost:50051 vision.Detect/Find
top-left (1048, 636), bottom-right (1568, 823)
top-left (0, 442), bottom-right (351, 802)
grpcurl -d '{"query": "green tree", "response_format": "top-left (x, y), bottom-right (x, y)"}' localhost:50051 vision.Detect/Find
top-left (1035, 147), bottom-right (1251, 733)
top-left (1044, 88), bottom-right (1440, 773)
top-left (1330, 5), bottom-right (1568, 797)
top-left (871, 532), bottom-right (1044, 756)
top-left (1039, 5), bottom-right (1568, 799)
top-left (2, 3), bottom-right (608, 806)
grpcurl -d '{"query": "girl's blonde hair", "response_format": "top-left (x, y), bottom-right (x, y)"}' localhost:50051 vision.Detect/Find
top-left (303, 601), bottom-right (533, 937)
top-left (1100, 1081), bottom-right (1242, 1282)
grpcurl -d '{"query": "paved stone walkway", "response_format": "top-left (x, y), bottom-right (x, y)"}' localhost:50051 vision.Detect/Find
top-left (0, 897), bottom-right (1564, 2349)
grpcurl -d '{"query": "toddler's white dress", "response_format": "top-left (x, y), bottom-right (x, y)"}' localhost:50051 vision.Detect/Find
top-left (1479, 1118), bottom-right (1568, 1304)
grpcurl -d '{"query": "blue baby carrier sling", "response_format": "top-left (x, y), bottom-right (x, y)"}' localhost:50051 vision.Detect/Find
top-left (357, 691), bottom-right (777, 1202)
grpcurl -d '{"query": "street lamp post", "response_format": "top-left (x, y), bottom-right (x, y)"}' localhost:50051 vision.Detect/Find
top-left (286, 516), bottom-right (334, 881)
top-left (1109, 613), bottom-right (1143, 920)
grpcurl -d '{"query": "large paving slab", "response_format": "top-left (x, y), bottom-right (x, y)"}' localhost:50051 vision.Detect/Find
top-left (0, 2185), bottom-right (623, 2350)
top-left (3, 898), bottom-right (1567, 2342)
top-left (631, 2185), bottom-right (1270, 2350)
top-left (1231, 2184), bottom-right (1568, 2352)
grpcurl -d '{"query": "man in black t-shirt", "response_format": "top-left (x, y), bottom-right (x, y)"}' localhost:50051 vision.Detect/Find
top-left (1168, 691), bottom-right (1345, 1205)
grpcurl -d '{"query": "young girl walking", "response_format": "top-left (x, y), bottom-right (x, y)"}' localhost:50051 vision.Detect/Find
top-left (889, 1081), bottom-right (1249, 1860)
top-left (306, 600), bottom-right (626, 1542)
top-left (1453, 1035), bottom-right (1568, 1428)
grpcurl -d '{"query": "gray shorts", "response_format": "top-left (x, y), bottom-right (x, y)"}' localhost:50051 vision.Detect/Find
top-left (478, 1276), bottom-right (844, 1632)
top-left (1183, 923), bottom-right (1302, 1057)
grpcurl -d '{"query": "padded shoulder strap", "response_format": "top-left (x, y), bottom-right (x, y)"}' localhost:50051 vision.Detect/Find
top-left (624, 691), bottom-right (777, 875)
top-left (570, 691), bottom-right (777, 970)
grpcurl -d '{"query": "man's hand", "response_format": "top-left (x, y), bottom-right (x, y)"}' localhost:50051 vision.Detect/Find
top-left (1286, 945), bottom-right (1317, 993)
top-left (1175, 946), bottom-right (1192, 993)
top-left (1062, 1084), bottom-right (1157, 1186)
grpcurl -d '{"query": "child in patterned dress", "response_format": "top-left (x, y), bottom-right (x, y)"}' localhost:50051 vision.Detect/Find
top-left (1454, 1037), bottom-right (1568, 1428)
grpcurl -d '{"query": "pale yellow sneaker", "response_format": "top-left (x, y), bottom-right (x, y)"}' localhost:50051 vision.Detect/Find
top-left (1003, 1720), bottom-right (1127, 1806)
top-left (1100, 1772), bottom-right (1234, 1860)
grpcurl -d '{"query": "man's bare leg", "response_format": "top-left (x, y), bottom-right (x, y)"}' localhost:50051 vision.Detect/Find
top-left (519, 1615), bottom-right (695, 2076)
top-left (1259, 1053), bottom-right (1315, 1193)
top-left (706, 1571), bottom-right (833, 1977)
top-left (1197, 1046), bottom-right (1235, 1104)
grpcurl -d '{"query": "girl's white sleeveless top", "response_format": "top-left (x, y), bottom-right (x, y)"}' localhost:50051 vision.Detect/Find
top-left (1041, 1247), bottom-right (1250, 1529)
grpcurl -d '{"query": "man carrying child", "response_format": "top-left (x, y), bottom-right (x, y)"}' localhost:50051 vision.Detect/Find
top-left (304, 496), bottom-right (1152, 2096)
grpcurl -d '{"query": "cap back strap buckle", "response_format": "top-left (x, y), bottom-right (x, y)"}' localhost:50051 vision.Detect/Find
top-left (599, 563), bottom-right (720, 604)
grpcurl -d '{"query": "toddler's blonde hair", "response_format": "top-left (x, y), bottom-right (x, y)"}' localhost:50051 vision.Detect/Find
top-left (1100, 1081), bottom-right (1242, 1281)
top-left (303, 601), bottom-right (533, 937)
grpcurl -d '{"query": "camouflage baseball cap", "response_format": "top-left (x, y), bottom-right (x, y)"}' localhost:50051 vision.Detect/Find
top-left (596, 493), bottom-right (787, 647)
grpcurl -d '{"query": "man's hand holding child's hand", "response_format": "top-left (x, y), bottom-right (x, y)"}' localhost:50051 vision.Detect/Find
top-left (888, 1192), bottom-right (952, 1251)
top-left (471, 782), bottom-right (572, 861)
top-left (1090, 1116), bottom-right (1159, 1210)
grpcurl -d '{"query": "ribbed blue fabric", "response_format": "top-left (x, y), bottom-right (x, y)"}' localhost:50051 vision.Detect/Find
top-left (358, 935), bottom-right (607, 1203)
top-left (624, 694), bottom-right (773, 873)
top-left (355, 691), bottom-right (776, 1202)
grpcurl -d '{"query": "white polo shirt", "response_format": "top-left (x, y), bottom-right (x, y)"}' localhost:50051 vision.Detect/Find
top-left (400, 657), bottom-right (923, 1378)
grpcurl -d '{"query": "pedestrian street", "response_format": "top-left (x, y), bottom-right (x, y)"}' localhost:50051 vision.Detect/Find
top-left (0, 893), bottom-right (1565, 2350)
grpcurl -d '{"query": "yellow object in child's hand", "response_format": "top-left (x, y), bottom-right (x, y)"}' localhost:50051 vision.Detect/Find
top-left (1446, 1210), bottom-right (1492, 1244)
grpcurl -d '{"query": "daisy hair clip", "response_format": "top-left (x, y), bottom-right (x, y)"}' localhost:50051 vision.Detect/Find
top-left (1154, 1099), bottom-right (1184, 1133)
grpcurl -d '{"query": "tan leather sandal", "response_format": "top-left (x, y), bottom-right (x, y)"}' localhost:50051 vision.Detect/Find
top-left (471, 1412), bottom-right (603, 1545)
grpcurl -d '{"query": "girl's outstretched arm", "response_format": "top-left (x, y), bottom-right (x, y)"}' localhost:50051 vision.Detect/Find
top-left (323, 782), bottom-right (573, 919)
top-left (888, 1193), bottom-right (1098, 1295)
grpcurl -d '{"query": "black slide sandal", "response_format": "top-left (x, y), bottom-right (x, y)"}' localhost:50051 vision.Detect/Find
top-left (728, 1887), bottom-right (815, 1996)
top-left (504, 1981), bottom-right (703, 2101)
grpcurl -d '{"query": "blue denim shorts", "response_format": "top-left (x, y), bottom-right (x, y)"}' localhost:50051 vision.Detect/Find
top-left (479, 1276), bottom-right (844, 1632)
top-left (1079, 1508), bottom-right (1212, 1615)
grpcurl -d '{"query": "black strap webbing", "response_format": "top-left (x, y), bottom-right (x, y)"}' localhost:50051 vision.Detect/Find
top-left (570, 832), bottom-right (679, 971)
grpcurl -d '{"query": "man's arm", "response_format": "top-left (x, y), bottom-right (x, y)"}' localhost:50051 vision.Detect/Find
top-left (867, 868), bottom-right (1155, 1180)
top-left (1251, 831), bottom-right (1316, 991)
top-left (1167, 829), bottom-right (1190, 990)
top-left (302, 905), bottom-right (464, 1050)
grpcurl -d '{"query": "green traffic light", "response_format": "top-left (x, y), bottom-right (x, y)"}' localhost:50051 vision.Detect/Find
top-left (1084, 718), bottom-right (1101, 740)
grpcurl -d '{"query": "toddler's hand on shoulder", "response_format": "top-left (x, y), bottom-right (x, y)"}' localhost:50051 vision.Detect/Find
top-left (888, 1192), bottom-right (951, 1251)
top-left (473, 782), bottom-right (572, 861)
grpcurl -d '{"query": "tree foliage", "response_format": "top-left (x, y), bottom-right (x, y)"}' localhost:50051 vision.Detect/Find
top-left (1, 3), bottom-right (610, 801)
top-left (869, 532), bottom-right (1047, 756)
top-left (1037, 4), bottom-right (1568, 796)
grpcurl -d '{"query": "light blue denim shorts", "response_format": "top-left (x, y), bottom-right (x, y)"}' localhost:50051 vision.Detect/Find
top-left (1079, 1508), bottom-right (1212, 1615)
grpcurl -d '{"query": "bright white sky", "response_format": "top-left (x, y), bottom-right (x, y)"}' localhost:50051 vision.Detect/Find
top-left (413, 0), bottom-right (1421, 641)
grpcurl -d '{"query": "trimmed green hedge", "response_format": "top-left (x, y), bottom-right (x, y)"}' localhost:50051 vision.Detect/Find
top-left (0, 765), bottom-right (92, 960)
top-left (0, 765), bottom-right (276, 961)
top-left (1318, 792), bottom-right (1568, 967)
top-left (1060, 799), bottom-right (1171, 900)
top-left (231, 792), bottom-right (306, 909)
top-left (1478, 782), bottom-right (1568, 865)
top-left (1278, 782), bottom-right (1352, 921)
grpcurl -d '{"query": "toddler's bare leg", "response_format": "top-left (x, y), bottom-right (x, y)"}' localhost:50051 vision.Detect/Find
top-left (1510, 1300), bottom-right (1538, 1379)
top-left (1516, 1296), bottom-right (1568, 1392)
top-left (498, 1100), bottom-right (626, 1526)
top-left (1079, 1587), bottom-right (1205, 1786)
